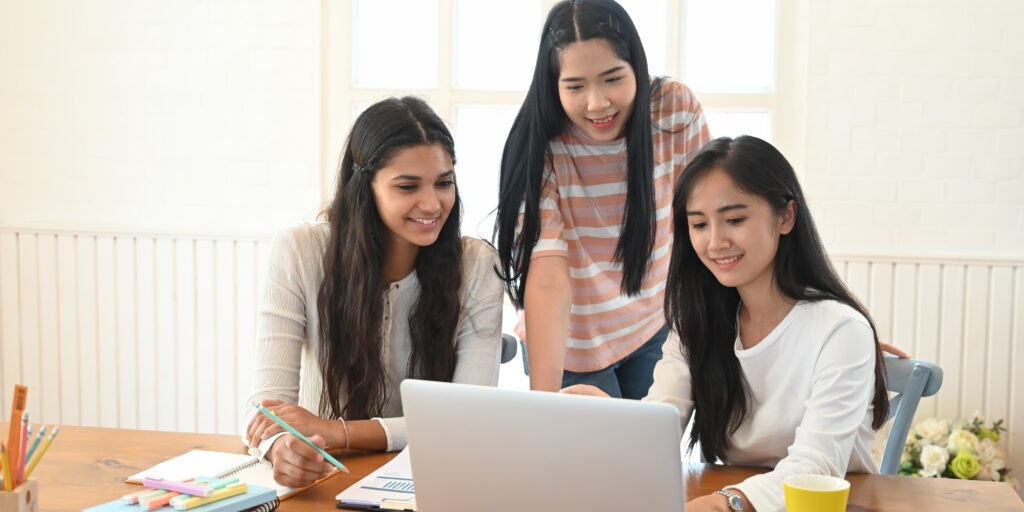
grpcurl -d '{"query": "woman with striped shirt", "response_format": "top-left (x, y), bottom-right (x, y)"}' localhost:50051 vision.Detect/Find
top-left (495, 0), bottom-right (710, 396)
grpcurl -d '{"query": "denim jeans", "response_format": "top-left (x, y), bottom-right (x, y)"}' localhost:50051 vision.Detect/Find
top-left (560, 324), bottom-right (669, 399)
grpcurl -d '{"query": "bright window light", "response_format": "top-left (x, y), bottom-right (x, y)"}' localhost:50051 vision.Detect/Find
top-left (454, 105), bottom-right (519, 239)
top-left (704, 109), bottom-right (772, 142)
top-left (617, 0), bottom-right (670, 78)
top-left (353, 0), bottom-right (439, 89)
top-left (683, 0), bottom-right (775, 92)
top-left (454, 0), bottom-right (542, 90)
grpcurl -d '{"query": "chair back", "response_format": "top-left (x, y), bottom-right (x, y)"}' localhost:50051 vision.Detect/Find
top-left (500, 333), bottom-right (518, 364)
top-left (880, 356), bottom-right (943, 474)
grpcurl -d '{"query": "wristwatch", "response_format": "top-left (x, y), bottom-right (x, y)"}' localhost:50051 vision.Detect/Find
top-left (713, 488), bottom-right (744, 511)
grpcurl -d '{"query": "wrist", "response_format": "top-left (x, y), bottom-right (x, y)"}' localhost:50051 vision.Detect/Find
top-left (713, 488), bottom-right (745, 512)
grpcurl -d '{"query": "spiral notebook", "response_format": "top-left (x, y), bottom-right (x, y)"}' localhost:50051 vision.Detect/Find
top-left (125, 449), bottom-right (299, 498)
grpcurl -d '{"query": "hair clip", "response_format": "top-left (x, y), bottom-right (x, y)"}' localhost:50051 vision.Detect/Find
top-left (352, 162), bottom-right (368, 174)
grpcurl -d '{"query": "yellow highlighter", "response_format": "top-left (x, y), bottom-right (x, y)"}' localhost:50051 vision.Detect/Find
top-left (170, 482), bottom-right (247, 510)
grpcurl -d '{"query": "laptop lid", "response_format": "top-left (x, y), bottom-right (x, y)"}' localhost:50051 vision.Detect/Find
top-left (400, 379), bottom-right (685, 512)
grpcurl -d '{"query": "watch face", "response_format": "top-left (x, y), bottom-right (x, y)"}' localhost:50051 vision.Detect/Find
top-left (728, 495), bottom-right (744, 510)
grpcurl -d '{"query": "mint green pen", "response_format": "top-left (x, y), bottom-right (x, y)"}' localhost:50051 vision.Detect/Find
top-left (253, 402), bottom-right (350, 474)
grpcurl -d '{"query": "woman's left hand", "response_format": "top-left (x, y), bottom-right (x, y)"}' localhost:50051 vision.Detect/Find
top-left (559, 384), bottom-right (611, 398)
top-left (247, 399), bottom-right (331, 448)
top-left (880, 342), bottom-right (910, 358)
top-left (686, 493), bottom-right (735, 511)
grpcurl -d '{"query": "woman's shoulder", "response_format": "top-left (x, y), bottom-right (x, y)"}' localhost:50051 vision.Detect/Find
top-left (460, 237), bottom-right (499, 267)
top-left (651, 78), bottom-right (704, 130)
top-left (796, 298), bottom-right (873, 346)
top-left (269, 222), bottom-right (330, 260)
top-left (273, 221), bottom-right (329, 244)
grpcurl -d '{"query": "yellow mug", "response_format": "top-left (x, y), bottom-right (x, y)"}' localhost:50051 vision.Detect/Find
top-left (784, 474), bottom-right (850, 512)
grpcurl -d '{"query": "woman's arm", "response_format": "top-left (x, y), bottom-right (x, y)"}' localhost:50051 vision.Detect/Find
top-left (450, 239), bottom-right (505, 385)
top-left (524, 255), bottom-right (572, 391)
top-left (728, 318), bottom-right (876, 512)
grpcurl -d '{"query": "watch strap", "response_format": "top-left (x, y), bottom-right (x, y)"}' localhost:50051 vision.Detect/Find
top-left (713, 488), bottom-right (744, 511)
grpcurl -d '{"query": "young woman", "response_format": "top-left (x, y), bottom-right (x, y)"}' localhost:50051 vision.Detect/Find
top-left (244, 97), bottom-right (504, 488)
top-left (566, 136), bottom-right (890, 512)
top-left (494, 0), bottom-right (711, 396)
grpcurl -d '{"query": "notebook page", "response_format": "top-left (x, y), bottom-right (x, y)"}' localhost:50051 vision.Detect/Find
top-left (232, 459), bottom-right (298, 498)
top-left (125, 449), bottom-right (257, 484)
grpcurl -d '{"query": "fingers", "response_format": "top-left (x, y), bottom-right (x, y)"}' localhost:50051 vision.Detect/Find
top-left (559, 384), bottom-right (610, 397)
top-left (880, 342), bottom-right (911, 359)
top-left (268, 434), bottom-right (334, 488)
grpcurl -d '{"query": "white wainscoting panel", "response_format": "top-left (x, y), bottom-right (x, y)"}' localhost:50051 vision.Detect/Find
top-left (0, 229), bottom-right (269, 435)
top-left (1, 228), bottom-right (1022, 483)
top-left (834, 255), bottom-right (1024, 482)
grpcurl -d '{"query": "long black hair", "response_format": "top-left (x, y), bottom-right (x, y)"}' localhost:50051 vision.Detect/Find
top-left (666, 135), bottom-right (889, 462)
top-left (318, 96), bottom-right (462, 421)
top-left (494, 0), bottom-right (662, 306)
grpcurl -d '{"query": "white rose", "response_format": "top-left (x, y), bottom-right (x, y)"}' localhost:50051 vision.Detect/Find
top-left (920, 444), bottom-right (950, 477)
top-left (946, 428), bottom-right (980, 455)
top-left (914, 418), bottom-right (951, 445)
top-left (976, 466), bottom-right (993, 481)
top-left (978, 438), bottom-right (999, 465)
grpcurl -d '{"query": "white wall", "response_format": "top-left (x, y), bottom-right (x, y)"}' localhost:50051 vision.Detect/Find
top-left (0, 0), bottom-right (323, 236)
top-left (0, 0), bottom-right (1022, 490)
top-left (800, 0), bottom-right (1024, 259)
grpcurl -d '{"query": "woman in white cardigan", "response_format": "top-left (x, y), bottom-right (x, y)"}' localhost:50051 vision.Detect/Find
top-left (243, 97), bottom-right (503, 488)
top-left (566, 136), bottom-right (889, 512)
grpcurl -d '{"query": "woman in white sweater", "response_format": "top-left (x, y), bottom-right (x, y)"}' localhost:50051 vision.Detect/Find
top-left (566, 136), bottom-right (889, 512)
top-left (243, 97), bottom-right (503, 488)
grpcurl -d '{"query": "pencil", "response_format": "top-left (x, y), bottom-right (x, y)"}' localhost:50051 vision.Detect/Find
top-left (24, 426), bottom-right (45, 463)
top-left (253, 402), bottom-right (349, 474)
top-left (17, 413), bottom-right (28, 485)
top-left (0, 443), bottom-right (10, 491)
top-left (23, 426), bottom-right (58, 480)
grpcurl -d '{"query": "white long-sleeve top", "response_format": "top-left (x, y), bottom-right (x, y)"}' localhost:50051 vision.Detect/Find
top-left (243, 222), bottom-right (503, 452)
top-left (644, 299), bottom-right (878, 512)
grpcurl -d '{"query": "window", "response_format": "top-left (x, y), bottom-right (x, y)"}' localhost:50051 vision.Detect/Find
top-left (330, 0), bottom-right (795, 241)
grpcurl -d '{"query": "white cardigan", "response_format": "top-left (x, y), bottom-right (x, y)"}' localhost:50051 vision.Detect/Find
top-left (244, 222), bottom-right (503, 451)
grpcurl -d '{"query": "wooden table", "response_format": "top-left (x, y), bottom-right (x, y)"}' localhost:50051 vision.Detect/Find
top-left (7, 424), bottom-right (1023, 511)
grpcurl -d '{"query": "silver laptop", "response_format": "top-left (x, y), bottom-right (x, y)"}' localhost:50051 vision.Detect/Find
top-left (400, 379), bottom-right (685, 512)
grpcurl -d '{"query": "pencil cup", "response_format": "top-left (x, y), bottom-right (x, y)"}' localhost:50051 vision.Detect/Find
top-left (0, 479), bottom-right (38, 512)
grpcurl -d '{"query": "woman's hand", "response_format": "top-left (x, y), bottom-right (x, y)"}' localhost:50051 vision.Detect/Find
top-left (246, 399), bottom-right (334, 448)
top-left (559, 384), bottom-right (611, 398)
top-left (880, 342), bottom-right (910, 358)
top-left (265, 433), bottom-right (335, 488)
top-left (687, 489), bottom-right (755, 511)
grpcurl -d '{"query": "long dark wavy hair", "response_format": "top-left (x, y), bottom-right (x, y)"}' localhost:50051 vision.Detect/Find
top-left (666, 136), bottom-right (889, 462)
top-left (494, 0), bottom-right (663, 306)
top-left (318, 96), bottom-right (462, 421)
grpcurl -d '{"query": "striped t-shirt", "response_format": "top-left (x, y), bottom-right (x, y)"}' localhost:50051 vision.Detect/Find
top-left (516, 79), bottom-right (710, 372)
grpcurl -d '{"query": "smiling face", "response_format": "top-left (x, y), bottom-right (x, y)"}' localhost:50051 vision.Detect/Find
top-left (556, 38), bottom-right (637, 142)
top-left (371, 143), bottom-right (456, 258)
top-left (685, 167), bottom-right (795, 298)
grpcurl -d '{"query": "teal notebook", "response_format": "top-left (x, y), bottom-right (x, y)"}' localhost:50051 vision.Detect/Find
top-left (82, 483), bottom-right (277, 512)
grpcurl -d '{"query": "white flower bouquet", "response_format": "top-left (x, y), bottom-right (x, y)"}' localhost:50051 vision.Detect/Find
top-left (901, 413), bottom-right (1018, 491)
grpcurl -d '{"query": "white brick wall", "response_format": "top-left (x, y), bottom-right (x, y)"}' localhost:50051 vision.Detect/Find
top-left (803, 0), bottom-right (1024, 259)
top-left (0, 0), bottom-right (323, 236)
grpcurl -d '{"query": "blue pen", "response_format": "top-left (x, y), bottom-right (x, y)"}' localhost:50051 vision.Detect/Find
top-left (253, 402), bottom-right (350, 474)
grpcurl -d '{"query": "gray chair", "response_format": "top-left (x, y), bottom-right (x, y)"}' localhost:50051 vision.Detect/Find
top-left (500, 333), bottom-right (518, 364)
top-left (880, 356), bottom-right (943, 475)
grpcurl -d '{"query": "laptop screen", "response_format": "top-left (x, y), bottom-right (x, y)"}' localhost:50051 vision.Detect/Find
top-left (401, 379), bottom-right (686, 512)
